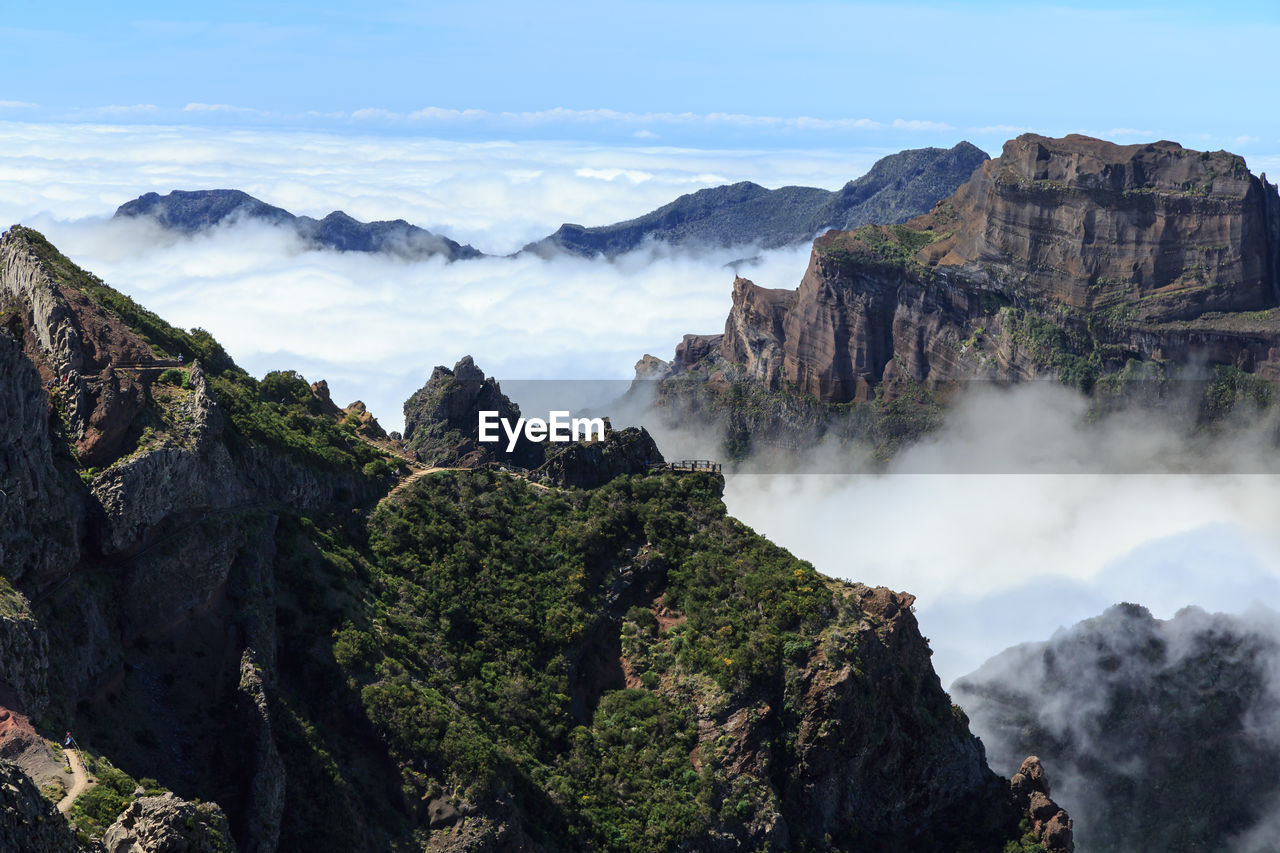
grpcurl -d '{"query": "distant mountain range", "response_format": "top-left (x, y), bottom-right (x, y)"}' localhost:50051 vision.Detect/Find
top-left (522, 142), bottom-right (989, 257)
top-left (114, 189), bottom-right (485, 261)
top-left (111, 142), bottom-right (989, 260)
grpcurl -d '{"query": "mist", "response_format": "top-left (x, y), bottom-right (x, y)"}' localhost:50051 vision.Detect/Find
top-left (33, 213), bottom-right (813, 435)
top-left (952, 601), bottom-right (1280, 851)
top-left (627, 381), bottom-right (1280, 686)
top-left (0, 121), bottom-right (881, 254)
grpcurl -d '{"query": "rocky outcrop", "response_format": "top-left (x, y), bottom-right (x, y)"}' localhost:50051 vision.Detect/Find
top-left (0, 759), bottom-right (80, 853)
top-left (0, 596), bottom-right (51, 718)
top-left (115, 190), bottom-right (482, 261)
top-left (926, 134), bottom-right (1279, 318)
top-left (1009, 758), bottom-right (1073, 853)
top-left (0, 328), bottom-right (81, 584)
top-left (774, 584), bottom-right (1019, 849)
top-left (235, 652), bottom-right (283, 853)
top-left (102, 792), bottom-right (236, 853)
top-left (536, 424), bottom-right (663, 488)
top-left (653, 134), bottom-right (1280, 407)
top-left (523, 143), bottom-right (988, 257)
top-left (401, 356), bottom-right (544, 469)
top-left (1, 227), bottom-right (155, 467)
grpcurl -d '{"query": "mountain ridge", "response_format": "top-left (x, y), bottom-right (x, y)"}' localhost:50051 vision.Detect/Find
top-left (111, 142), bottom-right (988, 261)
top-left (115, 189), bottom-right (485, 261)
top-left (522, 142), bottom-right (989, 257)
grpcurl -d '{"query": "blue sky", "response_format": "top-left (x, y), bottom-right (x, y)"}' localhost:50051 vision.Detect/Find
top-left (5, 1), bottom-right (1279, 154)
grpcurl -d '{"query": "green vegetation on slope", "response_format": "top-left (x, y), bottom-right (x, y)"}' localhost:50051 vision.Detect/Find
top-left (817, 224), bottom-right (938, 276)
top-left (18, 226), bottom-right (390, 476)
top-left (274, 469), bottom-right (837, 850)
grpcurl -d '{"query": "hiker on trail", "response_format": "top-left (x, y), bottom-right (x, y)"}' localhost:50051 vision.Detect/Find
top-left (64, 731), bottom-right (71, 748)
top-left (178, 353), bottom-right (184, 365)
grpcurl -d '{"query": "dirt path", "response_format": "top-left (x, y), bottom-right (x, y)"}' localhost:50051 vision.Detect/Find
top-left (57, 748), bottom-right (89, 815)
top-left (380, 466), bottom-right (455, 502)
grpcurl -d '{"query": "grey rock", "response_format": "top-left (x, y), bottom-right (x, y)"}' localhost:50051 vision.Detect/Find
top-left (114, 190), bottom-right (483, 262)
top-left (401, 356), bottom-right (544, 469)
top-left (0, 759), bottom-right (80, 852)
top-left (536, 425), bottom-right (664, 488)
top-left (102, 792), bottom-right (236, 853)
top-left (0, 327), bottom-right (81, 584)
top-left (522, 143), bottom-right (989, 257)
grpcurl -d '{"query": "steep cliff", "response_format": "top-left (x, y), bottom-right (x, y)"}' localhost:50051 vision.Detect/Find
top-left (0, 225), bottom-right (397, 850)
top-left (0, 759), bottom-right (80, 853)
top-left (648, 134), bottom-right (1280, 438)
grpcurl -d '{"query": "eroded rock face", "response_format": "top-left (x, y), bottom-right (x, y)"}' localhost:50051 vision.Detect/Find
top-left (1009, 757), bottom-right (1073, 853)
top-left (102, 792), bottom-right (236, 853)
top-left (0, 330), bottom-right (80, 584)
top-left (777, 585), bottom-right (1017, 848)
top-left (536, 425), bottom-right (663, 488)
top-left (0, 227), bottom-right (154, 467)
top-left (659, 134), bottom-right (1280, 405)
top-left (401, 356), bottom-right (544, 469)
top-left (0, 601), bottom-right (51, 719)
top-left (0, 759), bottom-right (80, 853)
top-left (928, 134), bottom-right (1279, 318)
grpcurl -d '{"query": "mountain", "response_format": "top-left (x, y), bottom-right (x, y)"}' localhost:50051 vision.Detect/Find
top-left (640, 133), bottom-right (1280, 459)
top-left (522, 142), bottom-right (989, 257)
top-left (114, 189), bottom-right (485, 261)
top-left (111, 144), bottom-right (987, 264)
top-left (0, 225), bottom-right (1064, 850)
top-left (953, 603), bottom-right (1280, 853)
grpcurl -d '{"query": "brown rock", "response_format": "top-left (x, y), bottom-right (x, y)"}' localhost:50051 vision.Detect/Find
top-left (662, 134), bottom-right (1280, 406)
top-left (1009, 756), bottom-right (1074, 853)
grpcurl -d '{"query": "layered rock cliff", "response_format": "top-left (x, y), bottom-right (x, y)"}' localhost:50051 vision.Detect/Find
top-left (648, 134), bottom-right (1280, 424)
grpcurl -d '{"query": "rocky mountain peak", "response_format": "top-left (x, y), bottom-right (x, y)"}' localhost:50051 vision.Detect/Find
top-left (920, 132), bottom-right (1280, 317)
top-left (401, 355), bottom-right (543, 468)
top-left (652, 134), bottom-right (1280, 412)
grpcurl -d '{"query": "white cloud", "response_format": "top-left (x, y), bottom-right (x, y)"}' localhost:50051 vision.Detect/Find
top-left (183, 102), bottom-right (262, 114)
top-left (0, 122), bottom-right (876, 253)
top-left (90, 104), bottom-right (161, 115)
top-left (696, 383), bottom-right (1280, 685)
top-left (892, 118), bottom-right (954, 131)
top-left (0, 100), bottom-right (37, 110)
top-left (10, 118), bottom-right (1280, 698)
top-left (34, 212), bottom-right (813, 440)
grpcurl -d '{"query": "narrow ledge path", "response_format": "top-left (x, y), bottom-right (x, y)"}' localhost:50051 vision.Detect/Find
top-left (56, 748), bottom-right (90, 815)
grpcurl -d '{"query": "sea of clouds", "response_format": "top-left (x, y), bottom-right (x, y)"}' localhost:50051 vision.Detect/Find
top-left (9, 120), bottom-right (1280, 694)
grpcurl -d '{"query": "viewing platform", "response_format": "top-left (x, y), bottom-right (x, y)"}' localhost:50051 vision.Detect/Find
top-left (653, 459), bottom-right (722, 474)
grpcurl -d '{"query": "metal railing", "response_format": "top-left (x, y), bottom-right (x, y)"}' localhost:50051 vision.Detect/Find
top-left (656, 459), bottom-right (722, 474)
